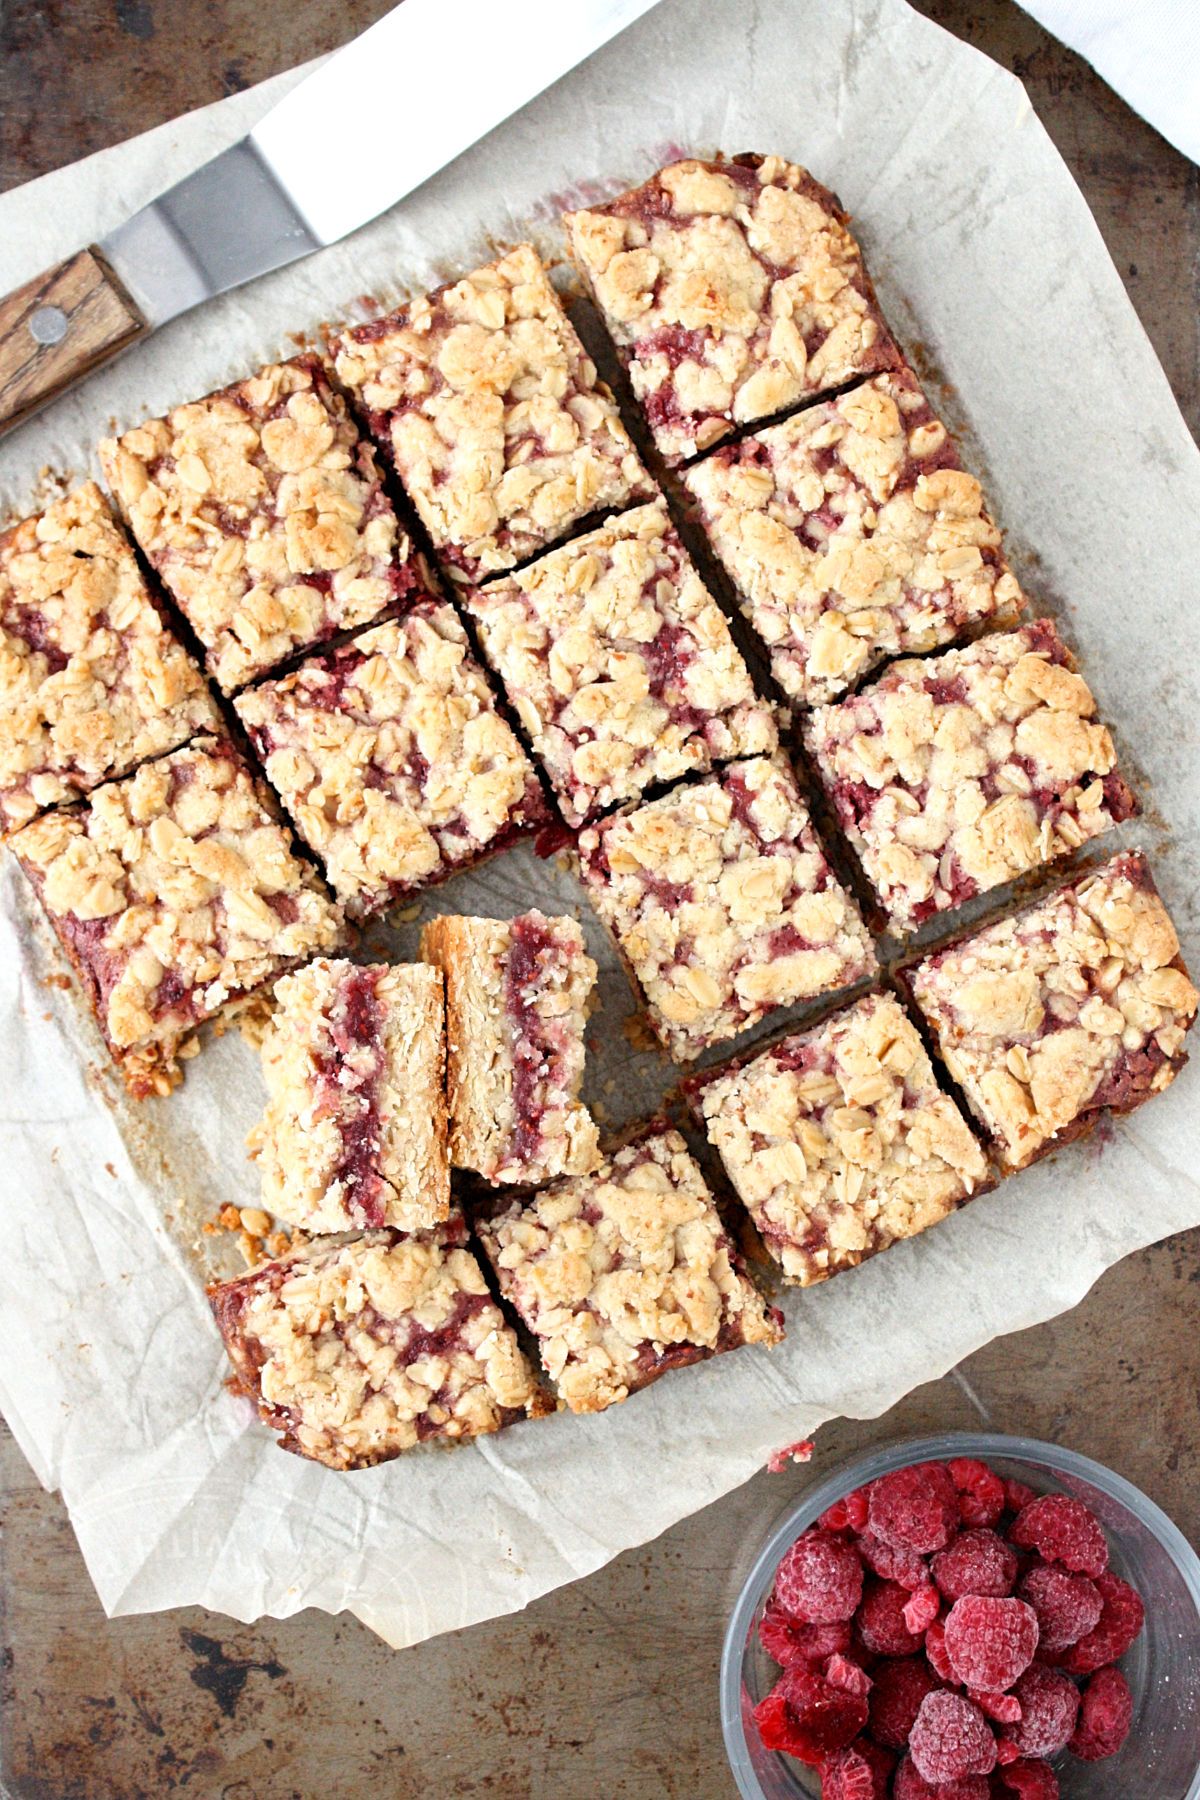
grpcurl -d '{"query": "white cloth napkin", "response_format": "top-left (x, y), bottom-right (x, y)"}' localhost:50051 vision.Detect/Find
top-left (1016, 0), bottom-right (1200, 164)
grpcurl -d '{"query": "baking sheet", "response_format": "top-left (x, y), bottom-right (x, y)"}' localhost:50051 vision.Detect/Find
top-left (1, 0), bottom-right (1199, 1650)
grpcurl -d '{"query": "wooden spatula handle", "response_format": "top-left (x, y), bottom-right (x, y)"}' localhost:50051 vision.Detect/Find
top-left (0, 248), bottom-right (149, 441)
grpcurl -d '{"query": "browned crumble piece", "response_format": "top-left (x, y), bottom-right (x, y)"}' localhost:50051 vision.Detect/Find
top-left (7, 735), bottom-right (344, 1096)
top-left (687, 992), bottom-right (989, 1286)
top-left (474, 1128), bottom-right (784, 1414)
top-left (331, 243), bottom-right (654, 584)
top-left (99, 353), bottom-right (428, 695)
top-left (234, 600), bottom-right (549, 920)
top-left (0, 482), bottom-right (219, 831)
top-left (208, 1218), bottom-right (547, 1469)
top-left (577, 752), bottom-right (876, 1061)
top-left (804, 620), bottom-right (1138, 932)
top-left (248, 958), bottom-right (449, 1234)
top-left (564, 154), bottom-right (901, 466)
top-left (905, 851), bottom-right (1198, 1170)
top-left (420, 910), bottom-right (599, 1185)
top-left (683, 368), bottom-right (1025, 702)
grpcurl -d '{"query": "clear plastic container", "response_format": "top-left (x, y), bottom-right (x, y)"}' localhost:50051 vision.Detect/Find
top-left (720, 1432), bottom-right (1200, 1800)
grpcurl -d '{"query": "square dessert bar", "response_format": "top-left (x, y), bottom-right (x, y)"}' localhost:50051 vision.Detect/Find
top-left (0, 482), bottom-right (218, 831)
top-left (420, 910), bottom-right (600, 1186)
top-left (905, 851), bottom-right (1198, 1170)
top-left (564, 154), bottom-right (901, 465)
top-left (209, 1218), bottom-right (547, 1469)
top-left (332, 243), bottom-right (653, 584)
top-left (683, 370), bottom-right (1024, 704)
top-left (249, 958), bottom-right (449, 1235)
top-left (474, 1128), bottom-right (784, 1414)
top-left (461, 499), bottom-right (777, 827)
top-left (8, 735), bottom-right (343, 1097)
top-left (100, 353), bottom-right (427, 694)
top-left (687, 992), bottom-right (989, 1287)
top-left (577, 753), bottom-right (876, 1061)
top-left (805, 620), bottom-right (1138, 933)
top-left (234, 600), bottom-right (549, 920)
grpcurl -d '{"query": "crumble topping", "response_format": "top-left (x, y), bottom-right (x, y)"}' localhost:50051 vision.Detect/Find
top-left (209, 1220), bottom-right (546, 1469)
top-left (234, 600), bottom-right (548, 919)
top-left (474, 1128), bottom-right (783, 1414)
top-left (689, 992), bottom-right (988, 1285)
top-left (8, 735), bottom-right (343, 1095)
top-left (683, 369), bottom-right (1024, 703)
top-left (462, 499), bottom-right (777, 826)
top-left (420, 909), bottom-right (600, 1185)
top-left (906, 851), bottom-right (1198, 1169)
top-left (0, 482), bottom-right (218, 831)
top-left (99, 353), bottom-right (425, 694)
top-left (249, 958), bottom-right (449, 1235)
top-left (332, 243), bottom-right (653, 584)
top-left (564, 155), bottom-right (901, 465)
top-left (577, 752), bottom-right (876, 1060)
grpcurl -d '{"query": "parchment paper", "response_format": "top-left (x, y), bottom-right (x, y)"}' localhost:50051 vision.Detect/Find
top-left (1, 0), bottom-right (1199, 1650)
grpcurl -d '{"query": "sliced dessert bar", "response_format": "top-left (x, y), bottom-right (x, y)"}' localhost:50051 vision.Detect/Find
top-left (0, 482), bottom-right (218, 831)
top-left (209, 1218), bottom-right (547, 1468)
top-left (905, 852), bottom-right (1197, 1170)
top-left (564, 154), bottom-right (901, 465)
top-left (461, 499), bottom-right (777, 826)
top-left (683, 369), bottom-right (1024, 704)
top-left (100, 353), bottom-right (426, 694)
top-left (234, 600), bottom-right (548, 919)
top-left (8, 735), bottom-right (343, 1096)
top-left (804, 620), bottom-right (1138, 932)
top-left (577, 752), bottom-right (876, 1060)
top-left (474, 1128), bottom-right (784, 1414)
top-left (420, 910), bottom-right (599, 1185)
top-left (332, 243), bottom-right (653, 584)
top-left (687, 992), bottom-right (989, 1286)
top-left (249, 959), bottom-right (449, 1234)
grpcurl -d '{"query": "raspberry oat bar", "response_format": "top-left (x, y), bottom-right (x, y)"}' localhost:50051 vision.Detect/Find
top-left (209, 1218), bottom-right (547, 1469)
top-left (474, 1128), bottom-right (784, 1414)
top-left (234, 600), bottom-right (548, 919)
top-left (249, 959), bottom-right (449, 1235)
top-left (804, 620), bottom-right (1137, 932)
top-left (0, 483), bottom-right (218, 831)
top-left (419, 910), bottom-right (599, 1185)
top-left (8, 735), bottom-right (343, 1096)
top-left (564, 155), bottom-right (901, 465)
top-left (461, 499), bottom-right (777, 826)
top-left (687, 992), bottom-right (989, 1286)
top-left (905, 851), bottom-right (1198, 1170)
top-left (577, 753), bottom-right (876, 1060)
top-left (683, 370), bottom-right (1024, 705)
top-left (100, 353), bottom-right (426, 694)
top-left (332, 243), bottom-right (652, 584)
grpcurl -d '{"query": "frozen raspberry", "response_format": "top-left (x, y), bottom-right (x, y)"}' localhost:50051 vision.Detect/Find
top-left (944, 1597), bottom-right (1039, 1691)
top-left (1068, 1664), bottom-right (1133, 1761)
top-left (925, 1616), bottom-right (957, 1683)
top-left (753, 1664), bottom-right (870, 1763)
top-left (1002, 1664), bottom-right (1079, 1758)
top-left (857, 1578), bottom-right (924, 1656)
top-left (909, 1690), bottom-right (998, 1783)
top-left (856, 1531), bottom-right (929, 1591)
top-left (849, 1735), bottom-right (897, 1797)
top-left (992, 1759), bottom-right (1059, 1799)
top-left (903, 1583), bottom-right (941, 1636)
top-left (1003, 1480), bottom-right (1037, 1515)
top-left (868, 1658), bottom-right (938, 1749)
top-left (949, 1459), bottom-right (1006, 1529)
top-left (933, 1531), bottom-right (1019, 1602)
top-left (994, 1738), bottom-right (1020, 1766)
top-left (968, 1689), bottom-right (1021, 1724)
top-left (1007, 1496), bottom-right (1108, 1579)
top-left (759, 1600), bottom-right (853, 1668)
top-left (1059, 1569), bottom-right (1144, 1675)
top-left (825, 1653), bottom-right (873, 1699)
top-left (821, 1487), bottom-right (872, 1533)
top-left (819, 1742), bottom-right (879, 1800)
top-left (1016, 1563), bottom-right (1102, 1652)
top-left (894, 1755), bottom-right (990, 1798)
top-left (775, 1529), bottom-right (865, 1624)
top-left (869, 1464), bottom-right (960, 1554)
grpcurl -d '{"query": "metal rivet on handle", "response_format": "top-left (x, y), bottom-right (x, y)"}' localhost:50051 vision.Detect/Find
top-left (29, 306), bottom-right (69, 346)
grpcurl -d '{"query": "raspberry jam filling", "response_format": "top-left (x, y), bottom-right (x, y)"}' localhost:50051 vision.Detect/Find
top-left (9, 607), bottom-right (71, 673)
top-left (503, 915), bottom-right (579, 1172)
top-left (313, 967), bottom-right (389, 1228)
